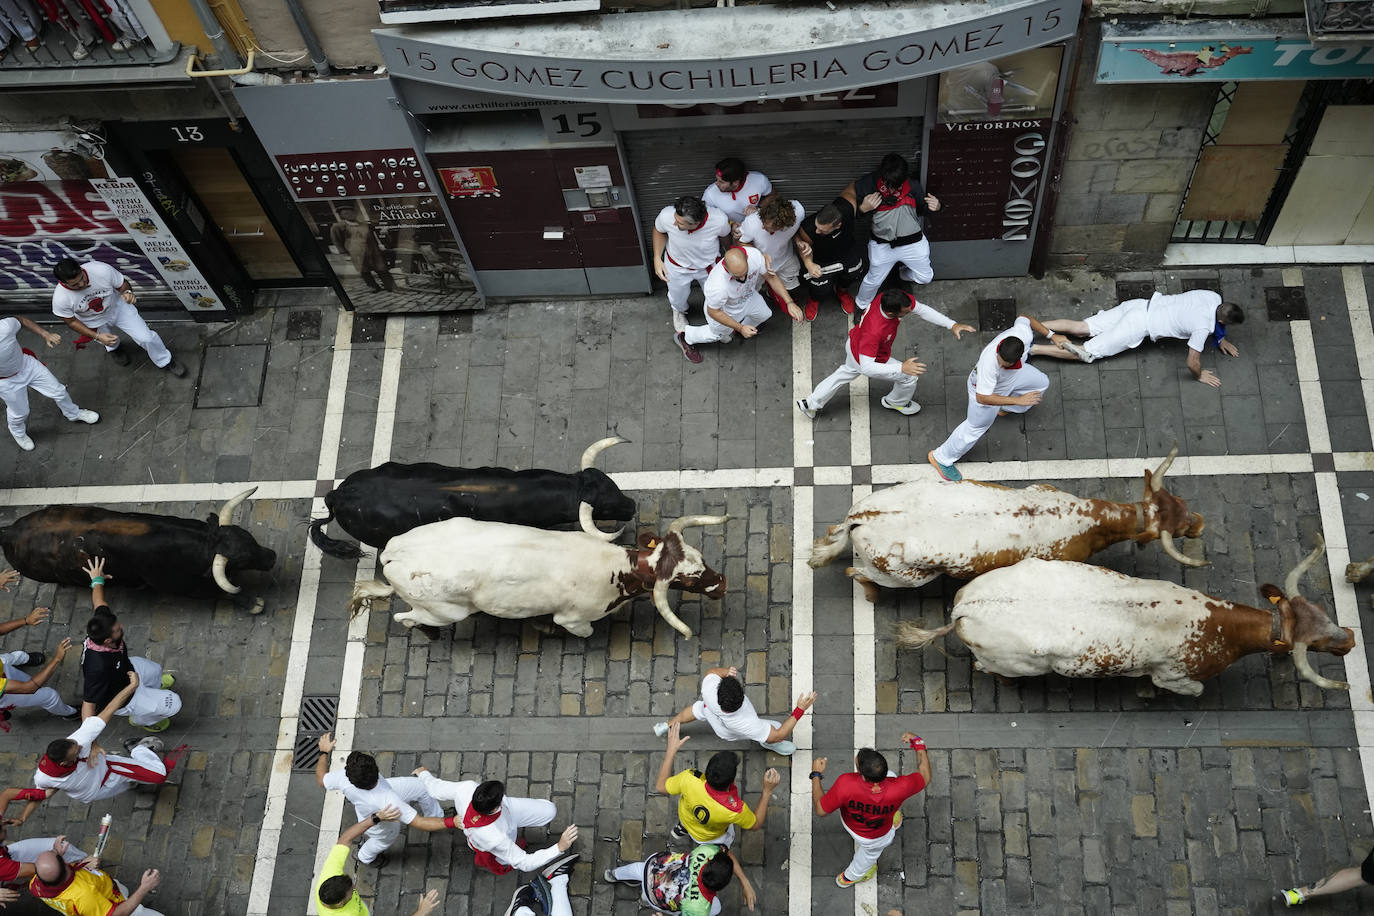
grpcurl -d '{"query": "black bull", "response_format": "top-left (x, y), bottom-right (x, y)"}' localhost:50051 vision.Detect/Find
top-left (309, 461), bottom-right (637, 560)
top-left (0, 490), bottom-right (276, 598)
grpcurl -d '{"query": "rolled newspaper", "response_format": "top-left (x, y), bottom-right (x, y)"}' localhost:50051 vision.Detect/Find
top-left (93, 814), bottom-right (112, 858)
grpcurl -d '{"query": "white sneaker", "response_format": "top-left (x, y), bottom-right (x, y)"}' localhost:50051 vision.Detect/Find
top-left (72, 409), bottom-right (99, 424)
top-left (71, 42), bottom-right (91, 60)
top-left (110, 38), bottom-right (135, 52)
top-left (762, 739), bottom-right (796, 756)
top-left (652, 721), bottom-right (670, 738)
top-left (11, 432), bottom-right (33, 451)
top-left (796, 398), bottom-right (817, 419)
top-left (881, 397), bottom-right (921, 416)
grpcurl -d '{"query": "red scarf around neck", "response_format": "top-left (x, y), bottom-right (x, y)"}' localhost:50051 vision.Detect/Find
top-left (875, 179), bottom-right (918, 212)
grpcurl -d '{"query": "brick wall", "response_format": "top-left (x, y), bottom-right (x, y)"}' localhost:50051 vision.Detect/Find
top-left (1047, 21), bottom-right (1217, 271)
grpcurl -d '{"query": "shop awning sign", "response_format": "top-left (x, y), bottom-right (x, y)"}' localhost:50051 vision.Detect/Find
top-left (1099, 19), bottom-right (1374, 83)
top-left (376, 0), bottom-right (1079, 104)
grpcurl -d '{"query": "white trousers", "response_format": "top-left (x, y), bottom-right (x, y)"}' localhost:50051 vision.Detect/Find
top-left (932, 366), bottom-right (1050, 466)
top-left (86, 744), bottom-right (166, 802)
top-left (0, 356), bottom-right (80, 437)
top-left (115, 657), bottom-right (181, 726)
top-left (94, 300), bottom-right (171, 368)
top-left (4, 836), bottom-right (88, 867)
top-left (1082, 298), bottom-right (1150, 359)
top-left (0, 651), bottom-right (77, 717)
top-left (683, 293), bottom-right (771, 346)
top-left (613, 860), bottom-right (723, 916)
top-left (840, 818), bottom-right (899, 881)
top-left (355, 775), bottom-right (445, 864)
top-left (807, 341), bottom-right (917, 410)
top-left (665, 259), bottom-right (712, 313)
top-left (512, 873), bottom-right (573, 916)
top-left (856, 236), bottom-right (933, 309)
top-left (770, 251), bottom-right (800, 289)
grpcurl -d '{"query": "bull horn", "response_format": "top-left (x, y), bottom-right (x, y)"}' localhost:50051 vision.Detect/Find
top-left (217, 486), bottom-right (258, 525)
top-left (1150, 445), bottom-right (1179, 493)
top-left (1290, 641), bottom-right (1349, 691)
top-left (579, 501), bottom-right (621, 541)
top-left (1158, 530), bottom-right (1207, 568)
top-left (1284, 535), bottom-right (1326, 597)
top-left (211, 554), bottom-right (240, 595)
top-left (580, 436), bottom-right (626, 470)
top-left (667, 514), bottom-right (730, 536)
top-left (652, 577), bottom-right (693, 639)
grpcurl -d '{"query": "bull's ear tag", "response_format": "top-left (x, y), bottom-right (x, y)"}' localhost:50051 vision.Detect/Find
top-left (646, 539), bottom-right (658, 549)
top-left (1267, 595), bottom-right (1282, 605)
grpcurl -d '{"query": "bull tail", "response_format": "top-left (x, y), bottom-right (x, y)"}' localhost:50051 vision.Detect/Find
top-left (309, 507), bottom-right (364, 560)
top-left (348, 580), bottom-right (394, 619)
top-left (808, 521), bottom-right (856, 569)
top-left (895, 619), bottom-right (957, 650)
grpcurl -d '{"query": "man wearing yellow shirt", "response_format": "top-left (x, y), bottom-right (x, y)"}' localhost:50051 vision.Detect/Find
top-left (656, 722), bottom-right (780, 847)
top-left (28, 850), bottom-right (162, 916)
top-left (314, 806), bottom-right (442, 916)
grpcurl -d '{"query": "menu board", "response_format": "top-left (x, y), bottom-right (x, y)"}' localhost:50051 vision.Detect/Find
top-left (90, 179), bottom-right (226, 313)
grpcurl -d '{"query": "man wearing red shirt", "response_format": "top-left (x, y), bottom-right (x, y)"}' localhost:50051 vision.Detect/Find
top-left (797, 290), bottom-right (972, 419)
top-left (811, 732), bottom-right (932, 888)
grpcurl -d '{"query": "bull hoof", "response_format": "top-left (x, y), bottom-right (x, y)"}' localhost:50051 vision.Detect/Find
top-left (249, 598), bottom-right (266, 615)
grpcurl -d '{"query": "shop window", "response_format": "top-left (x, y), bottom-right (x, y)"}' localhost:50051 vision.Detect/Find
top-left (936, 47), bottom-right (1063, 124)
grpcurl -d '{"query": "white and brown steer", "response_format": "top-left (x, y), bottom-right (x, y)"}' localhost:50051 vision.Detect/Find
top-left (896, 538), bottom-right (1353, 696)
top-left (348, 514), bottom-right (727, 639)
top-left (810, 448), bottom-right (1204, 602)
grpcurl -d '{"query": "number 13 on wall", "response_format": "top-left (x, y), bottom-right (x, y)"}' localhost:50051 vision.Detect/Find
top-left (539, 105), bottom-right (613, 143)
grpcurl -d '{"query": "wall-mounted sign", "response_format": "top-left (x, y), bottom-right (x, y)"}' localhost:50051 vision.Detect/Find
top-left (635, 84), bottom-right (902, 118)
top-left (1099, 19), bottom-right (1374, 83)
top-left (90, 179), bottom-right (226, 313)
top-left (439, 166), bottom-right (500, 198)
top-left (925, 118), bottom-right (1051, 242)
top-left (376, 0), bottom-right (1079, 104)
top-left (275, 149), bottom-right (429, 199)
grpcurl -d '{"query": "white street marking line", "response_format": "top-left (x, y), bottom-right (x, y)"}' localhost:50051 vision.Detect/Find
top-left (1343, 267), bottom-right (1374, 452)
top-left (0, 480), bottom-right (318, 507)
top-left (790, 318), bottom-right (814, 916)
top-left (308, 318), bottom-right (408, 910)
top-left (248, 311), bottom-right (354, 916)
top-left (813, 465), bottom-right (854, 486)
top-left (1291, 321), bottom-right (1331, 453)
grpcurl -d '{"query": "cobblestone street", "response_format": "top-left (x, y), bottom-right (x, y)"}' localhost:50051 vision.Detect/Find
top-left (0, 264), bottom-right (1372, 915)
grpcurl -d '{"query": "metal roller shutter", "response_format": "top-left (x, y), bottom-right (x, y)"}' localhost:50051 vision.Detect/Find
top-left (622, 117), bottom-right (921, 261)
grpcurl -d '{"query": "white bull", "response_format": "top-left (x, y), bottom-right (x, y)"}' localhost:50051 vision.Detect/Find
top-left (348, 514), bottom-right (727, 638)
top-left (809, 448), bottom-right (1204, 601)
top-left (896, 541), bottom-right (1353, 696)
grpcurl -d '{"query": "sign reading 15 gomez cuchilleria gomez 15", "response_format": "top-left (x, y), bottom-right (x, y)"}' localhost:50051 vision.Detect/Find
top-left (375, 0), bottom-right (1079, 106)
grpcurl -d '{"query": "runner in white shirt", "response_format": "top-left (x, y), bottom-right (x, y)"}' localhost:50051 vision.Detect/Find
top-left (738, 198), bottom-right (808, 316)
top-left (50, 259), bottom-right (186, 378)
top-left (1031, 289), bottom-right (1244, 387)
top-left (30, 671), bottom-right (177, 805)
top-left (653, 196), bottom-right (731, 356)
top-left (652, 666), bottom-right (817, 756)
top-left (702, 158), bottom-right (772, 227)
top-left (407, 767), bottom-right (579, 876)
top-left (314, 732), bottom-right (443, 867)
top-left (678, 247), bottom-right (803, 361)
top-left (0, 315), bottom-right (97, 451)
top-left (929, 314), bottom-right (1066, 482)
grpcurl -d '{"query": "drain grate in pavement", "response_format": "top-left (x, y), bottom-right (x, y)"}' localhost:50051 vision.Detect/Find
top-left (1180, 277), bottom-right (1222, 294)
top-left (286, 309), bottom-right (322, 341)
top-left (1266, 286), bottom-right (1309, 321)
top-left (439, 313), bottom-right (473, 336)
top-left (193, 344), bottom-right (269, 409)
top-left (292, 695), bottom-right (339, 771)
top-left (351, 314), bottom-right (388, 343)
top-left (1115, 280), bottom-right (1155, 303)
top-left (977, 298), bottom-right (1016, 332)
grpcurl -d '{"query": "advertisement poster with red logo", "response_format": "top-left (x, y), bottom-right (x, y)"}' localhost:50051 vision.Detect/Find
top-left (439, 166), bottom-right (500, 199)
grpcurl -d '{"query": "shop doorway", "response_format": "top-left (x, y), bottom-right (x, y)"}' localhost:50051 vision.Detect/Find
top-left (1268, 106), bottom-right (1374, 245)
top-left (168, 147), bottom-right (302, 281)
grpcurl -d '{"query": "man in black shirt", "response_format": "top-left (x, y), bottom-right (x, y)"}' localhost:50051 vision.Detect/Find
top-left (79, 558), bottom-right (181, 732)
top-left (841, 153), bottom-right (942, 311)
top-left (795, 198), bottom-right (867, 316)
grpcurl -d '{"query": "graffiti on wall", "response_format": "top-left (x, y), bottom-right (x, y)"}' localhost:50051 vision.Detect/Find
top-left (0, 179), bottom-right (170, 297)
